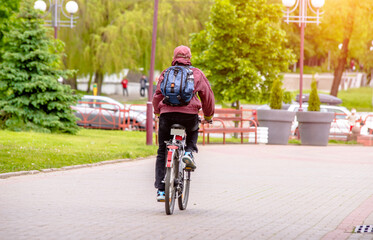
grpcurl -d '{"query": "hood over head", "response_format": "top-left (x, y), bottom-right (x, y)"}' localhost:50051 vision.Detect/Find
top-left (171, 45), bottom-right (192, 66)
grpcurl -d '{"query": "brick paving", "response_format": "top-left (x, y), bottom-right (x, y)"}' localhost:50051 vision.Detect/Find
top-left (1, 144), bottom-right (373, 240)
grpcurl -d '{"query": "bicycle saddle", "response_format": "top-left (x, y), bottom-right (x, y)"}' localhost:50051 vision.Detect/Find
top-left (171, 124), bottom-right (186, 130)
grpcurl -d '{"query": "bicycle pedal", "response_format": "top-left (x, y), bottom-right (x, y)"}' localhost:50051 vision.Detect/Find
top-left (185, 167), bottom-right (194, 172)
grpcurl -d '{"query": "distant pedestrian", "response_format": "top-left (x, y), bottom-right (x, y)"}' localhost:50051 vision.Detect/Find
top-left (347, 108), bottom-right (358, 132)
top-left (121, 77), bottom-right (129, 96)
top-left (140, 75), bottom-right (148, 97)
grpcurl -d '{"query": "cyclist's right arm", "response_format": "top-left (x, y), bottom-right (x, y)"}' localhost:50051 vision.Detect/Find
top-left (152, 71), bottom-right (166, 115)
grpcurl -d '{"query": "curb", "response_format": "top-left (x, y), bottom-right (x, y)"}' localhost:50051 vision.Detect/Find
top-left (0, 156), bottom-right (153, 179)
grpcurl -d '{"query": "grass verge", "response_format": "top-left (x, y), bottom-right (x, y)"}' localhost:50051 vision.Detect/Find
top-left (0, 129), bottom-right (158, 173)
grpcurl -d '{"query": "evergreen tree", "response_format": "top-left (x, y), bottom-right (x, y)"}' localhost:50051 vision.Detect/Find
top-left (308, 80), bottom-right (320, 112)
top-left (0, 0), bottom-right (79, 134)
top-left (269, 78), bottom-right (283, 110)
top-left (0, 0), bottom-right (21, 61)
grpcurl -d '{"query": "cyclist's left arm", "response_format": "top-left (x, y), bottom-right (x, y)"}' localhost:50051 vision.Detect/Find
top-left (194, 69), bottom-right (215, 121)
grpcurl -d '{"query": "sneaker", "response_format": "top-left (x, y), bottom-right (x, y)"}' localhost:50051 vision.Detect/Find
top-left (157, 190), bottom-right (165, 202)
top-left (182, 152), bottom-right (196, 170)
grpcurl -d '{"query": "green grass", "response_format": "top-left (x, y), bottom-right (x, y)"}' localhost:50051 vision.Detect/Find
top-left (337, 87), bottom-right (373, 112)
top-left (0, 129), bottom-right (158, 173)
top-left (238, 87), bottom-right (373, 112)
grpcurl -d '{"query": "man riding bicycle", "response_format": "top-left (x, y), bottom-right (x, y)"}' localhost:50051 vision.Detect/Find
top-left (152, 45), bottom-right (215, 202)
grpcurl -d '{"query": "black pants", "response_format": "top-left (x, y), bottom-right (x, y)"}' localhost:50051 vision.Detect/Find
top-left (140, 87), bottom-right (146, 97)
top-left (154, 112), bottom-right (199, 190)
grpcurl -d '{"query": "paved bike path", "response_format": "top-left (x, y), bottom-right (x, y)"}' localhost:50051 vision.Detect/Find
top-left (1, 144), bottom-right (373, 240)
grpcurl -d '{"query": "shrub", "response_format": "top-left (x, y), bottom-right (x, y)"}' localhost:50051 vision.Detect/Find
top-left (308, 80), bottom-right (321, 111)
top-left (283, 91), bottom-right (293, 104)
top-left (269, 79), bottom-right (283, 109)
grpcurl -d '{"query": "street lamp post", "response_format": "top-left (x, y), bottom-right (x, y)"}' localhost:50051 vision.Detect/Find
top-left (146, 0), bottom-right (159, 145)
top-left (34, 0), bottom-right (79, 39)
top-left (282, 0), bottom-right (325, 111)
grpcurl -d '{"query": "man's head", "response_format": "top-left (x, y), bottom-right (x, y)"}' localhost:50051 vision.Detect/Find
top-left (173, 45), bottom-right (191, 60)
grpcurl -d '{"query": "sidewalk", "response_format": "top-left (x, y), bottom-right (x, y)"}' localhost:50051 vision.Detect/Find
top-left (0, 145), bottom-right (373, 240)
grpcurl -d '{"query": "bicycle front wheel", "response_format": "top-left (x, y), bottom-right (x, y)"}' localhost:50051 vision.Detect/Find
top-left (165, 163), bottom-right (177, 215)
top-left (178, 169), bottom-right (190, 210)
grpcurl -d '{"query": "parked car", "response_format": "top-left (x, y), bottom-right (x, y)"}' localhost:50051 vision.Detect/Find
top-left (71, 95), bottom-right (147, 130)
top-left (295, 93), bottom-right (343, 105)
top-left (253, 103), bottom-right (352, 138)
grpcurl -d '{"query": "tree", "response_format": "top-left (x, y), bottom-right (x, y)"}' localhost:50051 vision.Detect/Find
top-left (59, 0), bottom-right (213, 92)
top-left (328, 0), bottom-right (373, 95)
top-left (0, 0), bottom-right (79, 134)
top-left (269, 78), bottom-right (283, 110)
top-left (308, 80), bottom-right (320, 111)
top-left (0, 0), bottom-right (21, 61)
top-left (190, 0), bottom-right (295, 106)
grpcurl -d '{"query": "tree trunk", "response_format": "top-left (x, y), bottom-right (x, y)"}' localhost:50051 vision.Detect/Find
top-left (63, 76), bottom-right (77, 90)
top-left (330, 1), bottom-right (356, 97)
top-left (86, 73), bottom-right (93, 93)
top-left (94, 71), bottom-right (104, 95)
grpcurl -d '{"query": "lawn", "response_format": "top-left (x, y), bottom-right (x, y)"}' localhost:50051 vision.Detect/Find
top-left (0, 129), bottom-right (158, 173)
top-left (338, 87), bottom-right (373, 112)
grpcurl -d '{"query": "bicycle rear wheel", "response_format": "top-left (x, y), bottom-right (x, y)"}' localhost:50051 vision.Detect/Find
top-left (165, 154), bottom-right (177, 215)
top-left (178, 169), bottom-right (190, 210)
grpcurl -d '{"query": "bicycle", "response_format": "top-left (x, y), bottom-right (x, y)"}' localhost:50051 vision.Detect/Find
top-left (164, 124), bottom-right (193, 215)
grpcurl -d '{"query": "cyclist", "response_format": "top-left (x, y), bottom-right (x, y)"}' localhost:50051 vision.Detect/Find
top-left (152, 45), bottom-right (215, 202)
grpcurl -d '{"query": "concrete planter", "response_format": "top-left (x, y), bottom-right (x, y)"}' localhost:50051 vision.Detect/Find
top-left (296, 111), bottom-right (334, 146)
top-left (257, 109), bottom-right (296, 145)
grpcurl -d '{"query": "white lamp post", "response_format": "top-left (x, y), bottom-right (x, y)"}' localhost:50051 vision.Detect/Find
top-left (282, 0), bottom-right (325, 111)
top-left (34, 0), bottom-right (79, 39)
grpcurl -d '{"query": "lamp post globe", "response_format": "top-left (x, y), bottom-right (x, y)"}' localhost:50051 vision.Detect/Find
top-left (282, 0), bottom-right (296, 8)
top-left (66, 1), bottom-right (79, 14)
top-left (311, 0), bottom-right (325, 8)
top-left (34, 0), bottom-right (47, 11)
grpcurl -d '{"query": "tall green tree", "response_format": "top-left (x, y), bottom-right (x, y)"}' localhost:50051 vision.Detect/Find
top-left (59, 0), bottom-right (213, 92)
top-left (0, 0), bottom-right (79, 134)
top-left (0, 0), bottom-right (21, 61)
top-left (191, 0), bottom-right (295, 105)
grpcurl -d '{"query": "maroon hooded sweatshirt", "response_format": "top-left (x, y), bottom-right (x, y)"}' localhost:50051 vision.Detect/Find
top-left (152, 46), bottom-right (215, 120)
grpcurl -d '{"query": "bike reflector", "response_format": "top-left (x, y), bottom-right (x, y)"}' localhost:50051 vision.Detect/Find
top-left (167, 151), bottom-right (173, 168)
top-left (176, 135), bottom-right (183, 141)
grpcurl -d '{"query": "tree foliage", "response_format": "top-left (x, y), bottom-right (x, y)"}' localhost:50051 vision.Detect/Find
top-left (59, 0), bottom-right (213, 92)
top-left (269, 78), bottom-right (283, 109)
top-left (0, 0), bottom-right (21, 61)
top-left (0, 0), bottom-right (79, 134)
top-left (190, 0), bottom-right (295, 104)
top-left (308, 80), bottom-right (320, 112)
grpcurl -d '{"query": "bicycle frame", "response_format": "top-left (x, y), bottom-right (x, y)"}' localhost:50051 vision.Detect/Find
top-left (166, 128), bottom-right (185, 168)
top-left (164, 125), bottom-right (191, 215)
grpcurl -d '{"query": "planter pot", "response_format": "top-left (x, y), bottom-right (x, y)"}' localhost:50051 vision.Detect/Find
top-left (296, 111), bottom-right (334, 146)
top-left (257, 109), bottom-right (296, 145)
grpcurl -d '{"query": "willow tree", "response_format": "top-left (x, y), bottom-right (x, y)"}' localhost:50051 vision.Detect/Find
top-left (191, 0), bottom-right (295, 106)
top-left (0, 0), bottom-right (78, 133)
top-left (60, 0), bottom-right (129, 94)
top-left (59, 0), bottom-right (212, 92)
